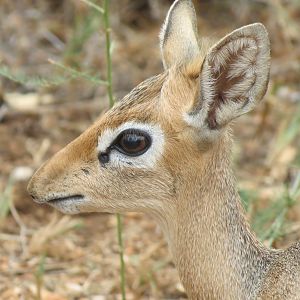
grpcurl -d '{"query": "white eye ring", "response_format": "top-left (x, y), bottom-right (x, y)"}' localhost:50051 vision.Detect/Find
top-left (97, 122), bottom-right (165, 169)
top-left (110, 129), bottom-right (152, 156)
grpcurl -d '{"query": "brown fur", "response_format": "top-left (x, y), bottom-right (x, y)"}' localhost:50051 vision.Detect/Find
top-left (28, 0), bottom-right (300, 299)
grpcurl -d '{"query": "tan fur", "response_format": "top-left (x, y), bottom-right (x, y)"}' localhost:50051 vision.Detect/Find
top-left (28, 0), bottom-right (300, 299)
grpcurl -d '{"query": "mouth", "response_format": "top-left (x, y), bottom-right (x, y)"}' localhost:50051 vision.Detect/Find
top-left (48, 194), bottom-right (84, 204)
top-left (47, 194), bottom-right (85, 214)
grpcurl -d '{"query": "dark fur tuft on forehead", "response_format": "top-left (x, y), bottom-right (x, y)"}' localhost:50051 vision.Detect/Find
top-left (112, 72), bottom-right (167, 112)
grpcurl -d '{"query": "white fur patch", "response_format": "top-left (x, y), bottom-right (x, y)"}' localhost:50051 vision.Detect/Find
top-left (97, 122), bottom-right (165, 168)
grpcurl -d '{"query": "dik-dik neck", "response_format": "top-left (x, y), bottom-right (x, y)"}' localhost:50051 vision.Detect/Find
top-left (167, 136), bottom-right (275, 299)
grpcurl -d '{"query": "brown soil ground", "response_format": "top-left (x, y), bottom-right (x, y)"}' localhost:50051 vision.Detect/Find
top-left (0, 1), bottom-right (300, 299)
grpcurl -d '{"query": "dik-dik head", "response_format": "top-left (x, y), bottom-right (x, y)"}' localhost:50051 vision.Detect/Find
top-left (28, 0), bottom-right (270, 216)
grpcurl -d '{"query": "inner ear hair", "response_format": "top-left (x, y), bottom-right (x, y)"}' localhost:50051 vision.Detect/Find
top-left (186, 23), bottom-right (270, 131)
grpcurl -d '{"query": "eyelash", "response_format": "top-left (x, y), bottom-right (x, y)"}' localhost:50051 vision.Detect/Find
top-left (98, 129), bottom-right (152, 165)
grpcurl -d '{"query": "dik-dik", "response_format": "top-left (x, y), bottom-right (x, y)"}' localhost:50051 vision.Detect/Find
top-left (28, 0), bottom-right (300, 299)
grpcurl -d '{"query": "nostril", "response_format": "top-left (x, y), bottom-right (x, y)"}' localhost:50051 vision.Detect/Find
top-left (27, 180), bottom-right (37, 200)
top-left (29, 193), bottom-right (38, 202)
top-left (29, 193), bottom-right (44, 204)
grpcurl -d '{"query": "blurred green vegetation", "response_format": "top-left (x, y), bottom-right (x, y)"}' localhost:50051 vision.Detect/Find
top-left (0, 0), bottom-right (299, 298)
top-left (241, 172), bottom-right (300, 246)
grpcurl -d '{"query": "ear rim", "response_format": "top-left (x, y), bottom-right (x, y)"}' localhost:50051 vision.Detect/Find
top-left (185, 23), bottom-right (271, 131)
top-left (160, 0), bottom-right (199, 70)
top-left (160, 0), bottom-right (197, 48)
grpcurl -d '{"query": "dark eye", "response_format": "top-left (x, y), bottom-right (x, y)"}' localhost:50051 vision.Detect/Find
top-left (112, 129), bottom-right (151, 156)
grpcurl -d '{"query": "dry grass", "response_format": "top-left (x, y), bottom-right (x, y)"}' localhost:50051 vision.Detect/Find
top-left (0, 0), bottom-right (300, 299)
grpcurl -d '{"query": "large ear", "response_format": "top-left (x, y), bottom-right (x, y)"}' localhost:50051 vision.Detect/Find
top-left (186, 23), bottom-right (271, 130)
top-left (160, 0), bottom-right (199, 69)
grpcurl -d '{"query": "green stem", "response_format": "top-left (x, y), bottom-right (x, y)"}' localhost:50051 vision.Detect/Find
top-left (102, 1), bottom-right (126, 299)
top-left (117, 213), bottom-right (126, 299)
top-left (103, 0), bottom-right (114, 107)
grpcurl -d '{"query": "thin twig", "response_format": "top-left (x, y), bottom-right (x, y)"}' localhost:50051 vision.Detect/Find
top-left (0, 64), bottom-right (70, 87)
top-left (0, 233), bottom-right (22, 242)
top-left (79, 0), bottom-right (104, 14)
top-left (0, 179), bottom-right (12, 224)
top-left (102, 0), bottom-right (126, 299)
top-left (103, 0), bottom-right (114, 107)
top-left (9, 199), bottom-right (28, 256)
top-left (49, 59), bottom-right (108, 85)
top-left (35, 254), bottom-right (46, 300)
